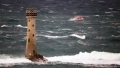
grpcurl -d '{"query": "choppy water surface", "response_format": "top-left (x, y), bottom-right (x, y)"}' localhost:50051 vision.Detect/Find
top-left (0, 0), bottom-right (120, 68)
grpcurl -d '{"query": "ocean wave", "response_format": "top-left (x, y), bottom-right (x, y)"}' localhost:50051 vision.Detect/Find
top-left (95, 36), bottom-right (106, 39)
top-left (105, 12), bottom-right (111, 14)
top-left (60, 28), bottom-right (72, 31)
top-left (46, 31), bottom-right (60, 34)
top-left (0, 54), bottom-right (31, 67)
top-left (0, 54), bottom-right (47, 67)
top-left (0, 51), bottom-right (120, 67)
top-left (37, 34), bottom-right (85, 39)
top-left (111, 35), bottom-right (120, 38)
top-left (41, 20), bottom-right (49, 21)
top-left (70, 34), bottom-right (86, 39)
top-left (1, 25), bottom-right (10, 28)
top-left (42, 35), bottom-right (68, 39)
top-left (93, 15), bottom-right (100, 17)
top-left (2, 4), bottom-right (10, 6)
top-left (8, 10), bottom-right (12, 12)
top-left (1, 24), bottom-right (27, 28)
top-left (77, 40), bottom-right (87, 45)
top-left (68, 18), bottom-right (77, 21)
top-left (15, 24), bottom-right (27, 28)
top-left (47, 51), bottom-right (120, 65)
top-left (48, 10), bottom-right (55, 13)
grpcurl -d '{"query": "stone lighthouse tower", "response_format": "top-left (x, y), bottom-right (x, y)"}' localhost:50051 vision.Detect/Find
top-left (25, 8), bottom-right (38, 59)
top-left (25, 8), bottom-right (47, 62)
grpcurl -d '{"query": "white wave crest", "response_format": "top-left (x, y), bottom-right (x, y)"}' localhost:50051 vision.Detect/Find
top-left (1, 24), bottom-right (27, 28)
top-left (0, 57), bottom-right (30, 64)
top-left (2, 4), bottom-right (10, 6)
top-left (15, 24), bottom-right (27, 28)
top-left (1, 25), bottom-right (9, 27)
top-left (47, 51), bottom-right (120, 65)
top-left (0, 54), bottom-right (31, 64)
top-left (94, 15), bottom-right (100, 17)
top-left (0, 54), bottom-right (48, 67)
top-left (43, 35), bottom-right (68, 39)
top-left (68, 18), bottom-right (76, 21)
top-left (61, 28), bottom-right (72, 30)
top-left (1, 51), bottom-right (120, 67)
top-left (70, 34), bottom-right (85, 39)
top-left (46, 31), bottom-right (60, 34)
top-left (38, 34), bottom-right (85, 39)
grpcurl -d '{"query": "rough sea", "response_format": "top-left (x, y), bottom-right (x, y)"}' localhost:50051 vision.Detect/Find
top-left (0, 0), bottom-right (120, 68)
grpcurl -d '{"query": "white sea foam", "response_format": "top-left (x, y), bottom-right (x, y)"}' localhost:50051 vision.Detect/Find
top-left (0, 54), bottom-right (31, 67)
top-left (77, 40), bottom-right (87, 45)
top-left (43, 35), bottom-right (68, 39)
top-left (0, 51), bottom-right (120, 67)
top-left (41, 20), bottom-right (49, 21)
top-left (94, 15), bottom-right (100, 17)
top-left (48, 10), bottom-right (55, 13)
top-left (2, 4), bottom-right (10, 6)
top-left (1, 24), bottom-right (27, 28)
top-left (38, 34), bottom-right (85, 39)
top-left (1, 25), bottom-right (10, 27)
top-left (108, 8), bottom-right (113, 10)
top-left (70, 34), bottom-right (85, 39)
top-left (61, 28), bottom-right (72, 30)
top-left (105, 12), bottom-right (111, 14)
top-left (15, 24), bottom-right (27, 28)
top-left (8, 10), bottom-right (12, 12)
top-left (46, 31), bottom-right (60, 34)
top-left (68, 18), bottom-right (76, 21)
top-left (47, 31), bottom-right (55, 33)
top-left (0, 57), bottom-right (30, 64)
top-left (111, 35), bottom-right (120, 38)
top-left (47, 51), bottom-right (120, 65)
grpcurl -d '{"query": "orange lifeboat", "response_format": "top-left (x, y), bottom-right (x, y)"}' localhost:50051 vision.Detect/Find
top-left (75, 16), bottom-right (84, 21)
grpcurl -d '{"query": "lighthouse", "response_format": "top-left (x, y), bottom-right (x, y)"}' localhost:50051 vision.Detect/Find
top-left (25, 8), bottom-right (47, 62)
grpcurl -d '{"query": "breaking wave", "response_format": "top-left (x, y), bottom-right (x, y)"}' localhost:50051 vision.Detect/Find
top-left (48, 51), bottom-right (120, 65)
top-left (37, 34), bottom-right (68, 39)
top-left (1, 51), bottom-right (120, 67)
top-left (37, 34), bottom-right (85, 39)
top-left (2, 4), bottom-right (10, 6)
top-left (0, 54), bottom-right (31, 67)
top-left (44, 35), bottom-right (68, 39)
top-left (70, 34), bottom-right (86, 39)
top-left (1, 24), bottom-right (27, 28)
